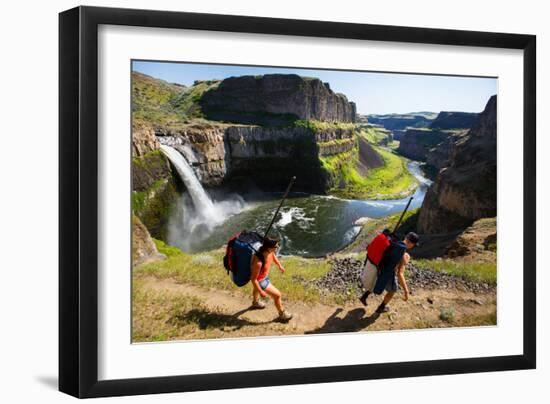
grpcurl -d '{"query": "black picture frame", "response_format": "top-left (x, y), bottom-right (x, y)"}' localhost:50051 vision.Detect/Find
top-left (59, 5), bottom-right (536, 398)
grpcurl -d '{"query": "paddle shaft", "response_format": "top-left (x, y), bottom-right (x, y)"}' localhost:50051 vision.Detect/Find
top-left (263, 176), bottom-right (296, 239)
top-left (393, 196), bottom-right (414, 234)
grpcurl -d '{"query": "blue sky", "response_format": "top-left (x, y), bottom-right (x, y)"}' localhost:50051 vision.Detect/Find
top-left (133, 60), bottom-right (497, 115)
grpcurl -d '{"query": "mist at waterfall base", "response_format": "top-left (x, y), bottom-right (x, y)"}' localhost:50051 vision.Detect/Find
top-left (160, 144), bottom-right (431, 257)
top-left (160, 145), bottom-right (248, 252)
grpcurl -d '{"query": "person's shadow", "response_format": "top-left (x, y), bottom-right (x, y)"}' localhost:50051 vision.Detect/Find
top-left (305, 308), bottom-right (380, 334)
top-left (171, 305), bottom-right (273, 331)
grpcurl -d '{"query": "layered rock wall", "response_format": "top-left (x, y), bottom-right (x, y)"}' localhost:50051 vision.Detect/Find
top-left (200, 74), bottom-right (356, 123)
top-left (156, 124), bottom-right (227, 186)
top-left (425, 130), bottom-right (469, 172)
top-left (132, 125), bottom-right (161, 157)
top-left (430, 111), bottom-right (478, 130)
top-left (155, 123), bottom-right (356, 193)
top-left (397, 129), bottom-right (451, 161)
top-left (417, 95), bottom-right (497, 234)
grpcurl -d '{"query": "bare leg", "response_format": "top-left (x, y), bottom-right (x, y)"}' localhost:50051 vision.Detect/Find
top-left (383, 291), bottom-right (395, 305)
top-left (264, 284), bottom-right (284, 313)
top-left (376, 291), bottom-right (396, 313)
top-left (252, 285), bottom-right (260, 303)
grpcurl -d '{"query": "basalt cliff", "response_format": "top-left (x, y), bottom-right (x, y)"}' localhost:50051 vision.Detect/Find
top-left (200, 74), bottom-right (356, 125)
top-left (429, 111), bottom-right (478, 130)
top-left (397, 129), bottom-right (451, 161)
top-left (417, 95), bottom-right (497, 234)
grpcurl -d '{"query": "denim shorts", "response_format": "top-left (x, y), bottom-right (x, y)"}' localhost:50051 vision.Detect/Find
top-left (259, 276), bottom-right (270, 291)
top-left (385, 274), bottom-right (398, 293)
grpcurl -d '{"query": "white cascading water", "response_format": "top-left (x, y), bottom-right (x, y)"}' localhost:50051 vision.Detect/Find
top-left (160, 144), bottom-right (246, 251)
top-left (160, 144), bottom-right (218, 221)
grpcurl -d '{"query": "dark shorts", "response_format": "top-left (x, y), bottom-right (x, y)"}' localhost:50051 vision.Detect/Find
top-left (259, 276), bottom-right (270, 291)
top-left (385, 274), bottom-right (398, 293)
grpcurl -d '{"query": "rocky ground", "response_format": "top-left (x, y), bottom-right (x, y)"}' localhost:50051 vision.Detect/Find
top-left (296, 257), bottom-right (495, 297)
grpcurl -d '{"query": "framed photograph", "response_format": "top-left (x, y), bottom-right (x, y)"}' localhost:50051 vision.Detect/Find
top-left (59, 6), bottom-right (536, 398)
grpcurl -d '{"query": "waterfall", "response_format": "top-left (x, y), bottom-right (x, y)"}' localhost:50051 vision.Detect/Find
top-left (160, 144), bottom-right (217, 221)
top-left (159, 144), bottom-right (247, 251)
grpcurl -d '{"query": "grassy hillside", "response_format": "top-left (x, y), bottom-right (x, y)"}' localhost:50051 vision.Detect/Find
top-left (135, 239), bottom-right (340, 304)
top-left (321, 146), bottom-right (416, 199)
top-left (132, 71), bottom-right (219, 128)
top-left (361, 126), bottom-right (390, 144)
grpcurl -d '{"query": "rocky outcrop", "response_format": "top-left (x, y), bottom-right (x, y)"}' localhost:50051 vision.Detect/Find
top-left (392, 129), bottom-right (406, 141)
top-left (357, 137), bottom-right (384, 175)
top-left (225, 125), bottom-right (356, 192)
top-left (366, 113), bottom-right (436, 130)
top-left (200, 74), bottom-right (356, 124)
top-left (156, 124), bottom-right (227, 186)
top-left (425, 130), bottom-right (469, 172)
top-left (397, 129), bottom-right (451, 161)
top-left (132, 150), bottom-right (179, 240)
top-left (430, 111), bottom-right (478, 130)
top-left (446, 217), bottom-right (497, 258)
top-left (132, 124), bottom-right (161, 157)
top-left (132, 215), bottom-right (166, 266)
top-left (417, 95), bottom-right (496, 234)
top-left (154, 122), bottom-right (359, 193)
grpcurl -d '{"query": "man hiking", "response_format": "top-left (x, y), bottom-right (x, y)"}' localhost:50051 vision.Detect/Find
top-left (374, 249), bottom-right (411, 313)
top-left (359, 232), bottom-right (419, 313)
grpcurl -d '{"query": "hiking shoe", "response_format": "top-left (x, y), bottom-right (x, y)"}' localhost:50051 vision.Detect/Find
top-left (278, 310), bottom-right (293, 322)
top-left (375, 304), bottom-right (390, 314)
top-left (251, 300), bottom-right (266, 310)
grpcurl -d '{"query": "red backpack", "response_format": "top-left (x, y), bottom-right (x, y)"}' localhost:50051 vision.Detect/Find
top-left (366, 230), bottom-right (391, 266)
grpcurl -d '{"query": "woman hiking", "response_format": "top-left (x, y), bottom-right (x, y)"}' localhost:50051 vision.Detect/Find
top-left (250, 236), bottom-right (293, 322)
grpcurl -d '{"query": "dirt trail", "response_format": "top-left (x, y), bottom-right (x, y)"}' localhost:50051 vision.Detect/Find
top-left (135, 275), bottom-right (497, 341)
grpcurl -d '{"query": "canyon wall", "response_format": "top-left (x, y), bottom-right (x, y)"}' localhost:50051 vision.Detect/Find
top-left (132, 127), bottom-right (179, 240)
top-left (156, 124), bottom-right (227, 187)
top-left (397, 129), bottom-right (451, 161)
top-left (366, 113), bottom-right (436, 130)
top-left (200, 74), bottom-right (356, 124)
top-left (430, 111), bottom-right (479, 130)
top-left (417, 95), bottom-right (497, 234)
top-left (157, 124), bottom-right (356, 193)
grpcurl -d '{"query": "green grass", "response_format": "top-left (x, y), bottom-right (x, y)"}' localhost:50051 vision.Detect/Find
top-left (386, 140), bottom-right (400, 150)
top-left (317, 138), bottom-right (355, 148)
top-left (294, 119), bottom-right (356, 132)
top-left (439, 306), bottom-right (456, 322)
top-left (413, 310), bottom-right (496, 329)
top-left (132, 278), bottom-right (208, 342)
top-left (170, 80), bottom-right (220, 119)
top-left (321, 143), bottom-right (417, 200)
top-left (136, 240), bottom-right (337, 304)
top-left (361, 127), bottom-right (389, 144)
top-left (132, 71), bottom-right (220, 129)
top-left (154, 239), bottom-right (185, 257)
top-left (414, 258), bottom-right (497, 285)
